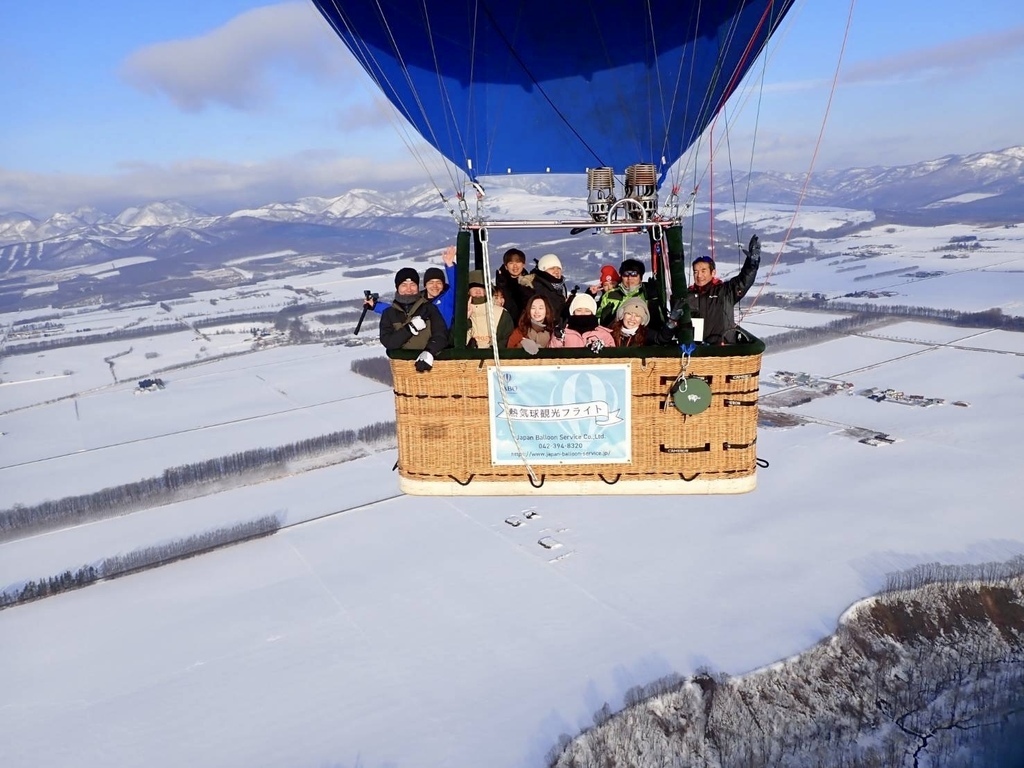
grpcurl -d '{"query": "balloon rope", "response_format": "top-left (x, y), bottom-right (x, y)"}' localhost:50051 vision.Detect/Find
top-left (740, 0), bottom-right (856, 321)
top-left (317, 0), bottom-right (465, 209)
top-left (478, 231), bottom-right (540, 485)
top-left (420, 0), bottom-right (471, 179)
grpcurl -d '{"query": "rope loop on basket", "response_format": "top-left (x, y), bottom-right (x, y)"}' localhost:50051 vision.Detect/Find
top-left (664, 342), bottom-right (697, 412)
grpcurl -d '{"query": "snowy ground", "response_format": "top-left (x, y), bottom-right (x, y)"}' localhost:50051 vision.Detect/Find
top-left (2, 209), bottom-right (1024, 768)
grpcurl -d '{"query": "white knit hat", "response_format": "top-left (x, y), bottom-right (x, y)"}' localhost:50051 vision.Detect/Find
top-left (569, 292), bottom-right (598, 315)
top-left (537, 253), bottom-right (562, 273)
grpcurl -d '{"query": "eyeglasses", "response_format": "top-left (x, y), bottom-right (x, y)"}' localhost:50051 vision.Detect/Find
top-left (621, 271), bottom-right (640, 277)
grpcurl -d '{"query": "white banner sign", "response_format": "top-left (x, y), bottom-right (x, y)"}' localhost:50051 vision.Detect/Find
top-left (488, 364), bottom-right (631, 465)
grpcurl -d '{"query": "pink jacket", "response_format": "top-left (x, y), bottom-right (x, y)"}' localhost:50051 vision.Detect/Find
top-left (549, 325), bottom-right (616, 349)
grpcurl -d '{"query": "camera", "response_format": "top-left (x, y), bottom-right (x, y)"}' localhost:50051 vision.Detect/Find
top-left (664, 306), bottom-right (685, 330)
top-left (364, 289), bottom-right (379, 302)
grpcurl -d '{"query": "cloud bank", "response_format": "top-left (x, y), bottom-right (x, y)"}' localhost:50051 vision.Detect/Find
top-left (0, 152), bottom-right (426, 219)
top-left (843, 25), bottom-right (1024, 85)
top-left (121, 2), bottom-right (354, 111)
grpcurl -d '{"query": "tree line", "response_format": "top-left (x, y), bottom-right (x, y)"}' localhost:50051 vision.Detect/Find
top-left (757, 293), bottom-right (1024, 332)
top-left (0, 421), bottom-right (395, 541)
top-left (350, 356), bottom-right (394, 386)
top-left (0, 515), bottom-right (280, 610)
top-left (2, 323), bottom-right (184, 357)
top-left (550, 573), bottom-right (1024, 768)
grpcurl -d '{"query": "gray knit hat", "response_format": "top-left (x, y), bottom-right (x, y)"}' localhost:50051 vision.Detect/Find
top-left (616, 296), bottom-right (650, 326)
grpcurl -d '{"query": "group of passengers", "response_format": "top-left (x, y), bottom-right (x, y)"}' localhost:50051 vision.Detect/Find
top-left (368, 236), bottom-right (762, 371)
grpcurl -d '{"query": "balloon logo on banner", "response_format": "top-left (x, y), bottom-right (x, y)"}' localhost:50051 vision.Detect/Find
top-left (557, 371), bottom-right (622, 437)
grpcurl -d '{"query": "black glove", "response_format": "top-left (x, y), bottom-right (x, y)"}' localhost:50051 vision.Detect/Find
top-left (587, 338), bottom-right (605, 354)
top-left (415, 351), bottom-right (434, 372)
top-left (554, 320), bottom-right (566, 340)
top-left (747, 235), bottom-right (761, 264)
top-left (664, 306), bottom-right (685, 331)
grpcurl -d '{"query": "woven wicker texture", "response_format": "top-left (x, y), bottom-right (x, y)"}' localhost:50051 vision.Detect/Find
top-left (391, 352), bottom-right (761, 488)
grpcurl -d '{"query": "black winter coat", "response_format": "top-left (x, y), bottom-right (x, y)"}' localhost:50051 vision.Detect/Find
top-left (684, 254), bottom-right (760, 344)
top-left (494, 265), bottom-right (532, 324)
top-left (523, 269), bottom-right (568, 320)
top-left (379, 294), bottom-right (449, 355)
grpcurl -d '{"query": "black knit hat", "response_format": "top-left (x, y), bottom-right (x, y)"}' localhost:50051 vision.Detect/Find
top-left (394, 267), bottom-right (419, 287)
top-left (423, 266), bottom-right (446, 285)
top-left (619, 258), bottom-right (645, 277)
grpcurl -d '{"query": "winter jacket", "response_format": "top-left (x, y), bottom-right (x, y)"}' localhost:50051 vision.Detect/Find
top-left (467, 300), bottom-right (513, 349)
top-left (548, 317), bottom-right (616, 350)
top-left (597, 284), bottom-right (649, 327)
top-left (379, 294), bottom-right (449, 354)
top-left (508, 324), bottom-right (553, 350)
top-left (610, 323), bottom-right (649, 348)
top-left (494, 265), bottom-right (532, 324)
top-left (683, 253), bottom-right (760, 344)
top-left (520, 269), bottom-right (568, 320)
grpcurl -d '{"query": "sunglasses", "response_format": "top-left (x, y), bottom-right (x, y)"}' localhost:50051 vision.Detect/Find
top-left (620, 270), bottom-right (640, 277)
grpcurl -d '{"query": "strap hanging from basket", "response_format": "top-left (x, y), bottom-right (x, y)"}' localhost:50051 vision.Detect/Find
top-left (665, 342), bottom-right (712, 415)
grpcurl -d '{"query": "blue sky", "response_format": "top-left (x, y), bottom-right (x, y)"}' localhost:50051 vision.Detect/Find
top-left (2, 1), bottom-right (1023, 218)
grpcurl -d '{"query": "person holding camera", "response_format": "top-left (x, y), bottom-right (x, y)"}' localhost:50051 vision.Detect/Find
top-left (365, 245), bottom-right (457, 328)
top-left (379, 267), bottom-right (449, 372)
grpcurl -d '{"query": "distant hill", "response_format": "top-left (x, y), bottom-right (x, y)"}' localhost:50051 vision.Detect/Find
top-left (0, 146), bottom-right (1021, 313)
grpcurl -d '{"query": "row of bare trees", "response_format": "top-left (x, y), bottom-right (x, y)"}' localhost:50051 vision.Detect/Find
top-left (0, 515), bottom-right (280, 610)
top-left (0, 421), bottom-right (395, 541)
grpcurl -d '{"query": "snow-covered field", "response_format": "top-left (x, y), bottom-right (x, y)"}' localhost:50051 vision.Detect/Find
top-left (0, 344), bottom-right (387, 506)
top-left (2, 208), bottom-right (1024, 768)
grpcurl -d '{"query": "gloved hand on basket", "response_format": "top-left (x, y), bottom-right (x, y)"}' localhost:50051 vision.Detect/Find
top-left (415, 351), bottom-right (434, 372)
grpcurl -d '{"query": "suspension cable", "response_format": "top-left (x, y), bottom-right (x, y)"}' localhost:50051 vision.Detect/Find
top-left (476, 229), bottom-right (540, 485)
top-left (739, 0), bottom-right (856, 323)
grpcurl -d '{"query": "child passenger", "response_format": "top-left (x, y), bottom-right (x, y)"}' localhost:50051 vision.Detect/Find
top-left (549, 293), bottom-right (615, 352)
top-left (588, 264), bottom-right (620, 299)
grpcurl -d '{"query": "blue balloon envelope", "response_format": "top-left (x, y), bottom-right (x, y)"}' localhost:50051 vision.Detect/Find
top-left (312, 0), bottom-right (795, 176)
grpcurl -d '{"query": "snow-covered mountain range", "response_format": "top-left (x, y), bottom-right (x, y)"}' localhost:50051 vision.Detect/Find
top-left (3, 146), bottom-right (1023, 252)
top-left (1, 146), bottom-right (1021, 314)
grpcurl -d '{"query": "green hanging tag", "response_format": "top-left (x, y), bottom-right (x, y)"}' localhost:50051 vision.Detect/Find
top-left (672, 377), bottom-right (712, 415)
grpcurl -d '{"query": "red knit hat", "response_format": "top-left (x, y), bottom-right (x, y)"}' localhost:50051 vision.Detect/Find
top-left (599, 265), bottom-right (620, 284)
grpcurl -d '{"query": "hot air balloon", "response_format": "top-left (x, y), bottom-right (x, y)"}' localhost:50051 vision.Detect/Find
top-left (312, 0), bottom-right (789, 495)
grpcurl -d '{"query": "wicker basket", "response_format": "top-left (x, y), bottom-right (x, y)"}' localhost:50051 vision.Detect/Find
top-left (389, 346), bottom-right (761, 495)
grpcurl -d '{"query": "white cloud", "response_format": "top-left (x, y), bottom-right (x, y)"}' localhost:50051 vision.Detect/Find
top-left (842, 25), bottom-right (1024, 86)
top-left (120, 2), bottom-right (357, 112)
top-left (0, 151), bottom-right (426, 219)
